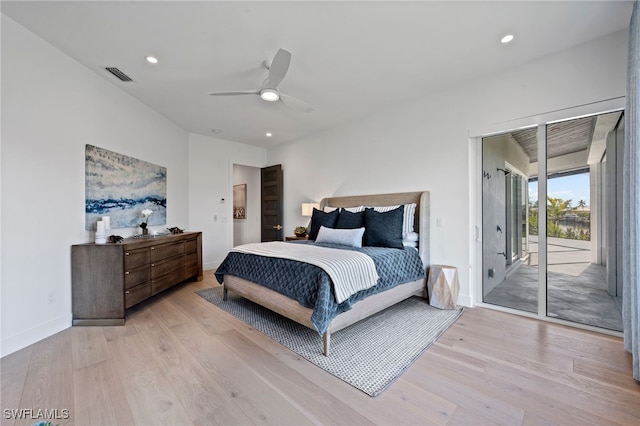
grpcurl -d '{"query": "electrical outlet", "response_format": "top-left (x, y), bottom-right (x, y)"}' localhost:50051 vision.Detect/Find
top-left (47, 292), bottom-right (55, 304)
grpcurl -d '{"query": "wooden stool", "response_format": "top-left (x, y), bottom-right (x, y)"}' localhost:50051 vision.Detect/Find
top-left (427, 265), bottom-right (459, 309)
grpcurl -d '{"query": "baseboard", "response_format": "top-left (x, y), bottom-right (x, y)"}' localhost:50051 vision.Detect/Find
top-left (1, 314), bottom-right (71, 358)
top-left (457, 293), bottom-right (473, 308)
top-left (204, 262), bottom-right (220, 271)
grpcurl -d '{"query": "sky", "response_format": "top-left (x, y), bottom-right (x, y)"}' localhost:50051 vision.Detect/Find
top-left (528, 172), bottom-right (590, 207)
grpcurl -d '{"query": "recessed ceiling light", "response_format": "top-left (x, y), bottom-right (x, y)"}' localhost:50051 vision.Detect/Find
top-left (501, 34), bottom-right (514, 44)
top-left (145, 56), bottom-right (159, 64)
top-left (266, 132), bottom-right (273, 137)
top-left (212, 129), bottom-right (222, 134)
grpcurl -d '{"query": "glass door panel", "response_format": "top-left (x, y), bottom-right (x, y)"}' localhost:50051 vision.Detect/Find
top-left (545, 114), bottom-right (622, 331)
top-left (482, 133), bottom-right (537, 313)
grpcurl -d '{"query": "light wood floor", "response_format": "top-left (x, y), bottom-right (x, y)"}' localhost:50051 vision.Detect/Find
top-left (2, 270), bottom-right (639, 426)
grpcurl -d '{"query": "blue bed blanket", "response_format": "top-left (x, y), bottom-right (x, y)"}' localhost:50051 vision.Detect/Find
top-left (214, 241), bottom-right (425, 334)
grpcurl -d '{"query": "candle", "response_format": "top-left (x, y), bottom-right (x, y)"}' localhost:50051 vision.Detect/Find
top-left (101, 216), bottom-right (111, 231)
top-left (96, 220), bottom-right (105, 235)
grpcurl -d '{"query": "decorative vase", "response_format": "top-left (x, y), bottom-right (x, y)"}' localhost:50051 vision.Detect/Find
top-left (142, 228), bottom-right (148, 236)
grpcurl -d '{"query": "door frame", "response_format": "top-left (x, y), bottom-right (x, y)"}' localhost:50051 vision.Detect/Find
top-left (228, 159), bottom-right (268, 252)
top-left (470, 97), bottom-right (625, 335)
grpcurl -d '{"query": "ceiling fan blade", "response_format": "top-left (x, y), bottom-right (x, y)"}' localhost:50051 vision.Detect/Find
top-left (208, 90), bottom-right (259, 96)
top-left (280, 93), bottom-right (313, 113)
top-left (264, 48), bottom-right (291, 89)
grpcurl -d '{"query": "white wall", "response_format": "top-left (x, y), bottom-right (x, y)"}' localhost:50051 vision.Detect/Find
top-left (188, 134), bottom-right (266, 270)
top-left (1, 16), bottom-right (191, 356)
top-left (0, 14), bottom-right (627, 355)
top-left (267, 29), bottom-right (628, 307)
top-left (233, 165), bottom-right (261, 246)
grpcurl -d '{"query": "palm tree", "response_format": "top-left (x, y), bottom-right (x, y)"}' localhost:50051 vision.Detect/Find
top-left (577, 199), bottom-right (587, 209)
top-left (547, 196), bottom-right (572, 226)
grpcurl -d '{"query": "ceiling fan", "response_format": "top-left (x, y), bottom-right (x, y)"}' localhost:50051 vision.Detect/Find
top-left (208, 48), bottom-right (313, 113)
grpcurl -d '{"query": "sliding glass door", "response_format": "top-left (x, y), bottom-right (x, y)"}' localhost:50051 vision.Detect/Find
top-left (482, 111), bottom-right (623, 332)
top-left (482, 132), bottom-right (537, 314)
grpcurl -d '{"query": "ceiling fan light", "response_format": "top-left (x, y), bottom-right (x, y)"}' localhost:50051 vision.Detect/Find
top-left (501, 34), bottom-right (514, 44)
top-left (260, 88), bottom-right (280, 102)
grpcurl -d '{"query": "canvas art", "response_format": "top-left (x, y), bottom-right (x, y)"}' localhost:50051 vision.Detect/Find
top-left (85, 145), bottom-right (167, 230)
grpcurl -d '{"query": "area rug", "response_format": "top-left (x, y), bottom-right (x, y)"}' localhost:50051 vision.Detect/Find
top-left (196, 286), bottom-right (463, 396)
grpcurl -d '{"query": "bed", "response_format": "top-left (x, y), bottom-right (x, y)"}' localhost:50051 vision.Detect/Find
top-left (215, 191), bottom-right (430, 356)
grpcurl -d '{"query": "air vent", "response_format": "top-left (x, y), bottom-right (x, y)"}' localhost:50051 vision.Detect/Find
top-left (105, 67), bottom-right (133, 82)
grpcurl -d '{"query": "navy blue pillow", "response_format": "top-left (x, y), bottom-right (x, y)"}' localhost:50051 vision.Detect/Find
top-left (336, 209), bottom-right (364, 229)
top-left (309, 208), bottom-right (339, 240)
top-left (363, 206), bottom-right (405, 249)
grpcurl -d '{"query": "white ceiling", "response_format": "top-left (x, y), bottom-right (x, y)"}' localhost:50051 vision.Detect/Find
top-left (2, 1), bottom-right (633, 148)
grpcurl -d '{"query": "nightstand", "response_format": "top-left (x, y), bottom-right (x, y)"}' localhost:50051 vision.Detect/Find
top-left (285, 235), bottom-right (308, 241)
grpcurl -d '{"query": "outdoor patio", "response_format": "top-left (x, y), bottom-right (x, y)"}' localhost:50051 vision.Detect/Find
top-left (484, 236), bottom-right (623, 332)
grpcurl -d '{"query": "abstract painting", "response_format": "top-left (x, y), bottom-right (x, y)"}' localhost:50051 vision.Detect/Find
top-left (85, 144), bottom-right (167, 230)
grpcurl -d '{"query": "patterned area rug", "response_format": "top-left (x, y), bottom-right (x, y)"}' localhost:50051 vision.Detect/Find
top-left (196, 286), bottom-right (463, 396)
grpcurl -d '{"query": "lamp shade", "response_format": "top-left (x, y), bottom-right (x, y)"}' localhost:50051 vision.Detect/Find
top-left (301, 202), bottom-right (320, 217)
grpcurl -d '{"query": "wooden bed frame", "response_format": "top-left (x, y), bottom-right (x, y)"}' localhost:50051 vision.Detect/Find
top-left (222, 191), bottom-right (430, 356)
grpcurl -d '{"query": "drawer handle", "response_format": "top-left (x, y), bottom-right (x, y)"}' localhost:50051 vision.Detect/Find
top-left (125, 271), bottom-right (130, 275)
top-left (125, 252), bottom-right (130, 256)
top-left (151, 263), bottom-right (155, 267)
top-left (125, 291), bottom-right (130, 295)
top-left (151, 247), bottom-right (155, 250)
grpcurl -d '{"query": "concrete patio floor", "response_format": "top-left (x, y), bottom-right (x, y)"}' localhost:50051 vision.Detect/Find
top-left (484, 236), bottom-right (623, 332)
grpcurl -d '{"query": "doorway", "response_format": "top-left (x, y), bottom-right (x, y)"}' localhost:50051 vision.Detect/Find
top-left (232, 164), bottom-right (261, 246)
top-left (481, 111), bottom-right (624, 332)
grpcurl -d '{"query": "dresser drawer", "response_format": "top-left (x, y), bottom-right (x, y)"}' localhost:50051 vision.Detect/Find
top-left (124, 264), bottom-right (150, 289)
top-left (185, 238), bottom-right (198, 254)
top-left (124, 248), bottom-right (150, 269)
top-left (184, 263), bottom-right (199, 280)
top-left (151, 254), bottom-right (184, 279)
top-left (150, 241), bottom-right (184, 261)
top-left (151, 269), bottom-right (185, 295)
top-left (184, 252), bottom-right (198, 268)
top-left (125, 282), bottom-right (151, 309)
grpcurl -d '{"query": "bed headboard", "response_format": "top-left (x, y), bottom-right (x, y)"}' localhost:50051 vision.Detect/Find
top-left (319, 191), bottom-right (430, 268)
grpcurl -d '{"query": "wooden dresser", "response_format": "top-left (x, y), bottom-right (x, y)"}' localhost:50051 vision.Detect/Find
top-left (71, 231), bottom-right (203, 325)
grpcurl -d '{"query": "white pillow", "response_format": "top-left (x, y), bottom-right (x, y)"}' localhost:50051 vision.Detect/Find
top-left (324, 205), bottom-right (364, 213)
top-left (404, 232), bottom-right (419, 242)
top-left (343, 205), bottom-right (365, 213)
top-left (315, 226), bottom-right (365, 248)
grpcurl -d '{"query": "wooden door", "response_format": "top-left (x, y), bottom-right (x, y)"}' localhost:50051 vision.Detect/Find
top-left (261, 164), bottom-right (283, 241)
